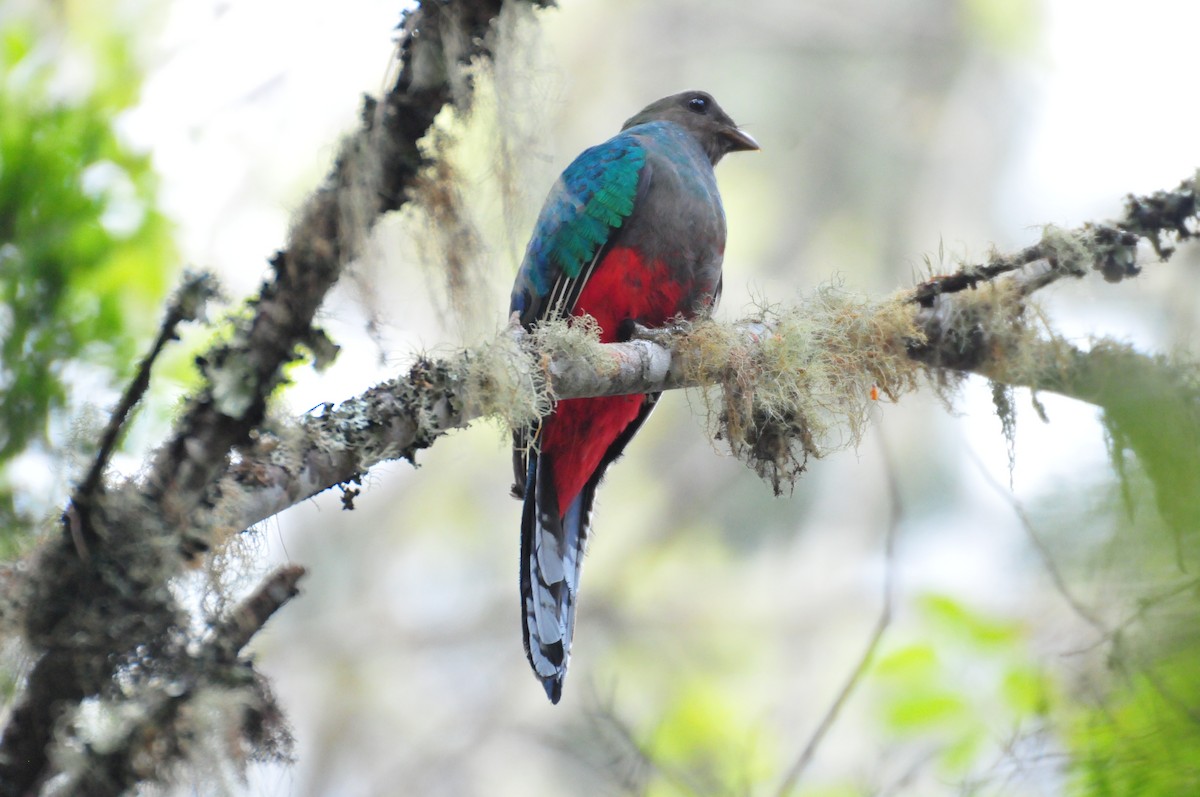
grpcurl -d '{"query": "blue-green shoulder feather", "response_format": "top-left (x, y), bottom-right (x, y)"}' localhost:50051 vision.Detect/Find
top-left (511, 129), bottom-right (647, 322)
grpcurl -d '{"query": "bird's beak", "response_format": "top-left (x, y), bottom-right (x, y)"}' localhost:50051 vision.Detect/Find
top-left (721, 126), bottom-right (760, 152)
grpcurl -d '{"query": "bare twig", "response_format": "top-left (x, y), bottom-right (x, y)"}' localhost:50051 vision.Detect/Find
top-left (966, 447), bottom-right (1108, 635)
top-left (79, 272), bottom-right (219, 502)
top-left (775, 433), bottom-right (901, 795)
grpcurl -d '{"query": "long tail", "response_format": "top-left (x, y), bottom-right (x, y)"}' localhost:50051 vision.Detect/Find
top-left (519, 451), bottom-right (592, 704)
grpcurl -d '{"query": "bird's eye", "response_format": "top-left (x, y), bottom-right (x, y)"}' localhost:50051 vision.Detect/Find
top-left (687, 96), bottom-right (708, 114)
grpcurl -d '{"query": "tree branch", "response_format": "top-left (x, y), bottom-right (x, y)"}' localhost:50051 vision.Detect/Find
top-left (911, 173), bottom-right (1196, 305)
top-left (202, 173), bottom-right (1200, 535)
top-left (0, 1), bottom-right (549, 793)
top-left (776, 435), bottom-right (901, 795)
top-left (143, 0), bottom-right (555, 555)
top-left (71, 272), bottom-right (219, 555)
top-left (52, 566), bottom-right (305, 797)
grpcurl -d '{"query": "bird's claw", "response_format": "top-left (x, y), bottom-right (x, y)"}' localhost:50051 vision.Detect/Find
top-left (628, 321), bottom-right (688, 345)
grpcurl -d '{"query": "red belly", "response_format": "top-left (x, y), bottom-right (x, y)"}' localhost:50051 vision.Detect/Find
top-left (540, 247), bottom-right (690, 515)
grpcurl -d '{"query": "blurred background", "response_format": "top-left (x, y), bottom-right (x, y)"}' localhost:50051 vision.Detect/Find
top-left (3, 0), bottom-right (1200, 794)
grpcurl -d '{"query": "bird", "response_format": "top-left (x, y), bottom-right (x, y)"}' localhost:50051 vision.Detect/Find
top-left (509, 90), bottom-right (758, 703)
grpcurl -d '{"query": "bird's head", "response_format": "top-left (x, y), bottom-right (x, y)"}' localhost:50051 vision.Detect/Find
top-left (622, 90), bottom-right (759, 165)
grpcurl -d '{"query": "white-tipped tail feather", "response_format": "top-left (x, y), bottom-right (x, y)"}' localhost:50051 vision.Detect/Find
top-left (520, 455), bottom-right (590, 703)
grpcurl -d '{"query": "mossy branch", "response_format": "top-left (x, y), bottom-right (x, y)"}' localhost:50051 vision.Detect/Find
top-left (48, 566), bottom-right (304, 797)
top-left (216, 164), bottom-right (1200, 529)
top-left (213, 170), bottom-right (1200, 531)
top-left (912, 171), bottom-right (1197, 304)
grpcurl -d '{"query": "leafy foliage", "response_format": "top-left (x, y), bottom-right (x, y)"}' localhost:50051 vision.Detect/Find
top-left (1069, 649), bottom-right (1200, 797)
top-left (642, 677), bottom-right (773, 795)
top-left (870, 593), bottom-right (1057, 784)
top-left (1058, 463), bottom-right (1200, 796)
top-left (0, 5), bottom-right (175, 544)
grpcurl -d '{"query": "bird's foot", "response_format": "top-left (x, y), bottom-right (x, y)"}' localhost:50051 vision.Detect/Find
top-left (624, 320), bottom-right (690, 345)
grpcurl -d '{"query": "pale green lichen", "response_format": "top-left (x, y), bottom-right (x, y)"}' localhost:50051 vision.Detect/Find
top-left (455, 316), bottom-right (608, 431)
top-left (529, 314), bottom-right (612, 382)
top-left (456, 330), bottom-right (548, 431)
top-left (1039, 224), bottom-right (1093, 276)
top-left (402, 8), bottom-right (559, 343)
top-left (680, 286), bottom-right (925, 493)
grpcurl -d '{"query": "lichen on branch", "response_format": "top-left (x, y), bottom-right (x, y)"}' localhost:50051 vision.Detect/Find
top-left (677, 290), bottom-right (925, 493)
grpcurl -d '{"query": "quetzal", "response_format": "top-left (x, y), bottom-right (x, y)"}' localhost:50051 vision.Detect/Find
top-left (510, 91), bottom-right (758, 703)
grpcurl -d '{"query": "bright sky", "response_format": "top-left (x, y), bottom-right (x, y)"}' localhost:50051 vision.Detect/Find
top-left (1009, 0), bottom-right (1200, 224)
top-left (123, 0), bottom-right (406, 297)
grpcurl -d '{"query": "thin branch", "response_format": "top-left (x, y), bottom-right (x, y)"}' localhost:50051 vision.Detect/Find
top-left (80, 272), bottom-right (218, 498)
top-left (966, 447), bottom-right (1108, 635)
top-left (911, 240), bottom-right (1071, 306)
top-left (212, 564), bottom-right (307, 656)
top-left (909, 174), bottom-right (1196, 305)
top-left (775, 433), bottom-right (901, 795)
top-left (73, 272), bottom-right (218, 536)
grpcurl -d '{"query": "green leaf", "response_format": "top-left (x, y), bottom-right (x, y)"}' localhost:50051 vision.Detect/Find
top-left (883, 689), bottom-right (969, 731)
top-left (640, 678), bottom-right (773, 796)
top-left (1002, 665), bottom-right (1051, 716)
top-left (872, 642), bottom-right (939, 681)
top-left (918, 593), bottom-right (1021, 649)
